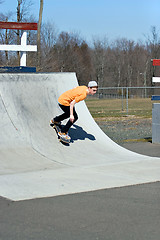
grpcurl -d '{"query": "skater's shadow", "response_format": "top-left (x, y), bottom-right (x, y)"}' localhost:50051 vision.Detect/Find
top-left (68, 124), bottom-right (96, 143)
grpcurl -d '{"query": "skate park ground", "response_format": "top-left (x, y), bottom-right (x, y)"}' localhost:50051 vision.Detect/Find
top-left (0, 180), bottom-right (159, 240)
top-left (0, 73), bottom-right (160, 240)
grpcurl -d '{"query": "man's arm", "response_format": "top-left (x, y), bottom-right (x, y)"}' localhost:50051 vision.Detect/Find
top-left (70, 100), bottom-right (76, 123)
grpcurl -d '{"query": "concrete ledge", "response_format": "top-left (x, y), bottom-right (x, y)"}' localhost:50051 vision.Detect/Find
top-left (152, 103), bottom-right (160, 143)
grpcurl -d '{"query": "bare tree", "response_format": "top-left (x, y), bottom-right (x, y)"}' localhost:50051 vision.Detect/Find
top-left (92, 37), bottom-right (109, 87)
top-left (0, 1), bottom-right (36, 66)
top-left (37, 0), bottom-right (43, 71)
top-left (16, 0), bottom-right (33, 64)
top-left (40, 21), bottom-right (58, 71)
top-left (145, 26), bottom-right (160, 84)
top-left (49, 31), bottom-right (92, 84)
top-left (0, 12), bottom-right (15, 65)
top-left (16, 0), bottom-right (22, 63)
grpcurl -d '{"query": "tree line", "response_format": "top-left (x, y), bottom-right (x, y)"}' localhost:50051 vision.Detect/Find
top-left (0, 1), bottom-right (160, 87)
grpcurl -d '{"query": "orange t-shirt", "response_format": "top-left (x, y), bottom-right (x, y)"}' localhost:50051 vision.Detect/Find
top-left (58, 86), bottom-right (88, 106)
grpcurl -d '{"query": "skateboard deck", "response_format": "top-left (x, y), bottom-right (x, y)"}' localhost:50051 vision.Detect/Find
top-left (53, 124), bottom-right (70, 144)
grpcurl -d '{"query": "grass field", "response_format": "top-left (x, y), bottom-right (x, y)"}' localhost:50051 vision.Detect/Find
top-left (85, 98), bottom-right (153, 119)
top-left (85, 98), bottom-right (153, 143)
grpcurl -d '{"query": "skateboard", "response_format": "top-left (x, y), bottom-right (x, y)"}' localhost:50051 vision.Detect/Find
top-left (53, 124), bottom-right (70, 144)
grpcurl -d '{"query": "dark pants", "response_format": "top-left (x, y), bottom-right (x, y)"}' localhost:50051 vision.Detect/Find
top-left (54, 104), bottom-right (78, 133)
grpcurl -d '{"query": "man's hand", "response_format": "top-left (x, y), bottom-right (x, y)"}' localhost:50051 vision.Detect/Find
top-left (70, 100), bottom-right (76, 123)
top-left (70, 114), bottom-right (74, 123)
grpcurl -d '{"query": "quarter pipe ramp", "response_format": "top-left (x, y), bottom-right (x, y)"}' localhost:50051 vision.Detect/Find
top-left (0, 73), bottom-right (160, 201)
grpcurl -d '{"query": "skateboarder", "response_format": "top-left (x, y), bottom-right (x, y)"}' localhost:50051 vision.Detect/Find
top-left (50, 81), bottom-right (98, 140)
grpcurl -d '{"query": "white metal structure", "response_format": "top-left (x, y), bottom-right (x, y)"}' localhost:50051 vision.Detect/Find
top-left (152, 77), bottom-right (160, 83)
top-left (0, 32), bottom-right (37, 66)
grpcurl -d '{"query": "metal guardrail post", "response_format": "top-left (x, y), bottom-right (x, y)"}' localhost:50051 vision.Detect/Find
top-left (121, 87), bottom-right (124, 111)
top-left (126, 87), bottom-right (128, 115)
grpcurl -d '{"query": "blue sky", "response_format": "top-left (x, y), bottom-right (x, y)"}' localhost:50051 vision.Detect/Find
top-left (1, 0), bottom-right (160, 44)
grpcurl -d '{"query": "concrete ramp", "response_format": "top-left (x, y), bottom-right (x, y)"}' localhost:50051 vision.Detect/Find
top-left (0, 73), bottom-right (160, 201)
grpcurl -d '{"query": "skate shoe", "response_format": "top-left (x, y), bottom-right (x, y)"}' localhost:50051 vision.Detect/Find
top-left (58, 131), bottom-right (71, 141)
top-left (50, 119), bottom-right (61, 127)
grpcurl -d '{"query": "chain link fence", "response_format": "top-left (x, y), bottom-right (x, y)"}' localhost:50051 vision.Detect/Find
top-left (97, 87), bottom-right (160, 99)
top-left (89, 87), bottom-right (160, 115)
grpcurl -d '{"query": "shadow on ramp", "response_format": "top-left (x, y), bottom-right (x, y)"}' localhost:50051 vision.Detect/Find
top-left (69, 124), bottom-right (96, 143)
